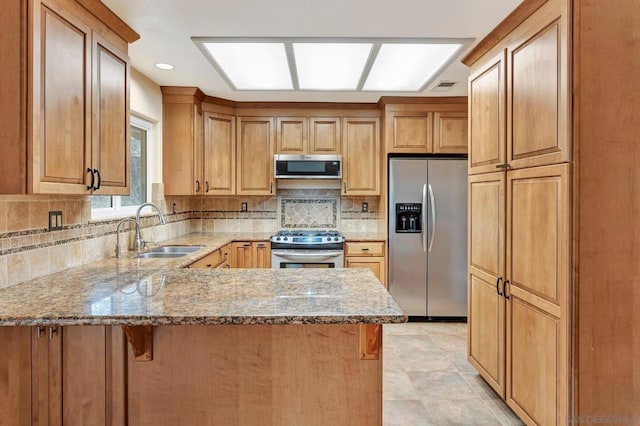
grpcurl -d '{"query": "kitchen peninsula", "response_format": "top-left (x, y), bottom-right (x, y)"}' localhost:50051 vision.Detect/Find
top-left (0, 234), bottom-right (405, 425)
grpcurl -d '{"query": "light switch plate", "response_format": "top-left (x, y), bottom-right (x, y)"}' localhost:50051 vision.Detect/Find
top-left (241, 202), bottom-right (248, 212)
top-left (48, 211), bottom-right (63, 231)
top-left (361, 202), bottom-right (368, 213)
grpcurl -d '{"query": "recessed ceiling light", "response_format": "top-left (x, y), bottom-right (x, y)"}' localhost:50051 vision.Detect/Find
top-left (154, 62), bottom-right (175, 70)
top-left (293, 43), bottom-right (372, 90)
top-left (203, 42), bottom-right (293, 90)
top-left (363, 43), bottom-right (463, 91)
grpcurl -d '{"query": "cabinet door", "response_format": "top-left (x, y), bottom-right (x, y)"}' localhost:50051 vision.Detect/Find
top-left (252, 242), bottom-right (271, 269)
top-left (33, 3), bottom-right (92, 193)
top-left (468, 51), bottom-right (506, 175)
top-left (433, 112), bottom-right (468, 154)
top-left (309, 117), bottom-right (341, 154)
top-left (231, 242), bottom-right (253, 268)
top-left (91, 32), bottom-right (130, 195)
top-left (505, 164), bottom-right (569, 425)
top-left (0, 327), bottom-right (32, 425)
top-left (163, 103), bottom-right (201, 195)
top-left (32, 326), bottom-right (62, 425)
top-left (467, 172), bottom-right (506, 398)
top-left (346, 257), bottom-right (386, 287)
top-left (237, 117), bottom-right (275, 195)
top-left (342, 117), bottom-right (380, 195)
top-left (508, 20), bottom-right (569, 169)
top-left (276, 117), bottom-right (307, 154)
top-left (385, 111), bottom-right (432, 153)
top-left (204, 112), bottom-right (235, 195)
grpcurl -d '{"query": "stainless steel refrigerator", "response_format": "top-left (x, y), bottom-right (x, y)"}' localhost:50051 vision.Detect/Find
top-left (388, 157), bottom-right (468, 318)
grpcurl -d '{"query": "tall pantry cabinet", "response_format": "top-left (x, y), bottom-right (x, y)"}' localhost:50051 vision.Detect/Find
top-left (465, 0), bottom-right (640, 423)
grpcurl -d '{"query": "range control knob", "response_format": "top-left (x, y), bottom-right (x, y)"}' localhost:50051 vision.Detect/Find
top-left (283, 237), bottom-right (288, 241)
top-left (334, 237), bottom-right (340, 241)
top-left (276, 237), bottom-right (281, 241)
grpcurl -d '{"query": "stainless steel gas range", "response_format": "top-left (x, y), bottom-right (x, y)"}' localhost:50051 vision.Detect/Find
top-left (270, 230), bottom-right (344, 269)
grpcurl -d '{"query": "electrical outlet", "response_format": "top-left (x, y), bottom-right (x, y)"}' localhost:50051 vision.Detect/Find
top-left (361, 202), bottom-right (368, 213)
top-left (172, 203), bottom-right (177, 214)
top-left (48, 211), bottom-right (62, 231)
top-left (241, 202), bottom-right (248, 212)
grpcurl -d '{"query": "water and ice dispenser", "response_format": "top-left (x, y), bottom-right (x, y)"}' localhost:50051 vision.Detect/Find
top-left (395, 203), bottom-right (422, 233)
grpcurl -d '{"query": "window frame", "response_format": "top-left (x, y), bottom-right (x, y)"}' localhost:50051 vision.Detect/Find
top-left (91, 115), bottom-right (154, 220)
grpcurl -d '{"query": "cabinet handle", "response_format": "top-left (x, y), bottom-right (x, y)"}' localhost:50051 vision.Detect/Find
top-left (257, 243), bottom-right (266, 248)
top-left (361, 248), bottom-right (369, 252)
top-left (270, 182), bottom-right (273, 194)
top-left (48, 326), bottom-right (58, 340)
top-left (93, 168), bottom-right (101, 190)
top-left (37, 326), bottom-right (45, 339)
top-left (503, 279), bottom-right (510, 299)
top-left (205, 181), bottom-right (210, 193)
top-left (243, 243), bottom-right (251, 247)
top-left (205, 264), bottom-right (212, 268)
top-left (496, 277), bottom-right (503, 296)
top-left (195, 180), bottom-right (201, 192)
top-left (495, 164), bottom-right (511, 170)
top-left (86, 168), bottom-right (94, 190)
top-left (343, 182), bottom-right (347, 193)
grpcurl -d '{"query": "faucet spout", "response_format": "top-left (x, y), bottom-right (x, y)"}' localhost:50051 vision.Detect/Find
top-left (134, 203), bottom-right (167, 252)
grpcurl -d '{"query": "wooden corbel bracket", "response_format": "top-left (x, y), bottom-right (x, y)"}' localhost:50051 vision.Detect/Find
top-left (121, 325), bottom-right (154, 361)
top-left (359, 324), bottom-right (381, 360)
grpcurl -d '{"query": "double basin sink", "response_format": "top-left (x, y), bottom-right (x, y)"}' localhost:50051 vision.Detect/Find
top-left (133, 245), bottom-right (204, 259)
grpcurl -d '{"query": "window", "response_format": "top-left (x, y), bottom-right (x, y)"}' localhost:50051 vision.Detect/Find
top-left (91, 116), bottom-right (153, 218)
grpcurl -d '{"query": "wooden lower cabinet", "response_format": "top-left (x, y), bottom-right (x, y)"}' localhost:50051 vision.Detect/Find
top-left (0, 326), bottom-right (118, 426)
top-left (0, 327), bottom-right (32, 425)
top-left (468, 164), bottom-right (569, 425)
top-left (188, 244), bottom-right (230, 269)
top-left (231, 241), bottom-right (271, 268)
top-left (344, 241), bottom-right (386, 287)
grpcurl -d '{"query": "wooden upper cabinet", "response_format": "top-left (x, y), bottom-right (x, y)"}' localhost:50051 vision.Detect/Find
top-left (309, 117), bottom-right (341, 154)
top-left (0, 0), bottom-right (135, 194)
top-left (91, 32), bottom-right (130, 195)
top-left (33, 3), bottom-right (92, 194)
top-left (508, 19), bottom-right (568, 169)
top-left (203, 112), bottom-right (235, 195)
top-left (342, 117), bottom-right (380, 195)
top-left (434, 112), bottom-right (468, 154)
top-left (163, 101), bottom-right (202, 196)
top-left (276, 117), bottom-right (307, 154)
top-left (236, 117), bottom-right (275, 195)
top-left (467, 172), bottom-right (506, 398)
top-left (386, 111), bottom-right (433, 153)
top-left (468, 51), bottom-right (506, 174)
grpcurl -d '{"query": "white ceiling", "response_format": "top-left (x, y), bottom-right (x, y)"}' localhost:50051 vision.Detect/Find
top-left (103, 0), bottom-right (521, 102)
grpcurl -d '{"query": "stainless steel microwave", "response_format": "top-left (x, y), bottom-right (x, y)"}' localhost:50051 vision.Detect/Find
top-left (274, 155), bottom-right (342, 179)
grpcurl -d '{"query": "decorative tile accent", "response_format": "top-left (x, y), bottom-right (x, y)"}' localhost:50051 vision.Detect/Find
top-left (280, 198), bottom-right (338, 229)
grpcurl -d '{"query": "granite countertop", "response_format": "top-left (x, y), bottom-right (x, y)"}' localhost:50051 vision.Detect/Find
top-left (0, 233), bottom-right (405, 326)
top-left (342, 232), bottom-right (387, 242)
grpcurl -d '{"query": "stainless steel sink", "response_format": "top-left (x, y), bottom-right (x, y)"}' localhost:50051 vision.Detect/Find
top-left (133, 252), bottom-right (189, 259)
top-left (132, 245), bottom-right (204, 259)
top-left (148, 245), bottom-right (204, 254)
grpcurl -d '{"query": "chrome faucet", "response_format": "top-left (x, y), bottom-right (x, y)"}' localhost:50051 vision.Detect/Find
top-left (134, 203), bottom-right (167, 252)
top-left (115, 218), bottom-right (139, 258)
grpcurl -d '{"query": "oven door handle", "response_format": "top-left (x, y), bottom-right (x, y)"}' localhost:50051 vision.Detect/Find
top-left (275, 252), bottom-right (343, 258)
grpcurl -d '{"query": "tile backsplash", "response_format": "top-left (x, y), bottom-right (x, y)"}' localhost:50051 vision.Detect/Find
top-left (0, 187), bottom-right (381, 288)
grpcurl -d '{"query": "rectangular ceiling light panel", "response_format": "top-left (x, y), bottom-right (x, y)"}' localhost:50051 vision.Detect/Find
top-left (293, 43), bottom-right (373, 90)
top-left (203, 42), bottom-right (293, 90)
top-left (363, 43), bottom-right (463, 91)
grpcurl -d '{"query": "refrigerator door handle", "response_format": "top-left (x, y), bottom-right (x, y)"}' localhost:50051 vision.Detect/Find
top-left (421, 184), bottom-right (427, 252)
top-left (428, 183), bottom-right (436, 253)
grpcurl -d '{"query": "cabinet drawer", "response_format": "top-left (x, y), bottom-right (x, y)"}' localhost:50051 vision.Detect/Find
top-left (188, 249), bottom-right (225, 268)
top-left (345, 242), bottom-right (385, 256)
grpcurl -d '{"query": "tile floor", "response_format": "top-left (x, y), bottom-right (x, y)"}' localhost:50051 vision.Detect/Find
top-left (383, 322), bottom-right (524, 426)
